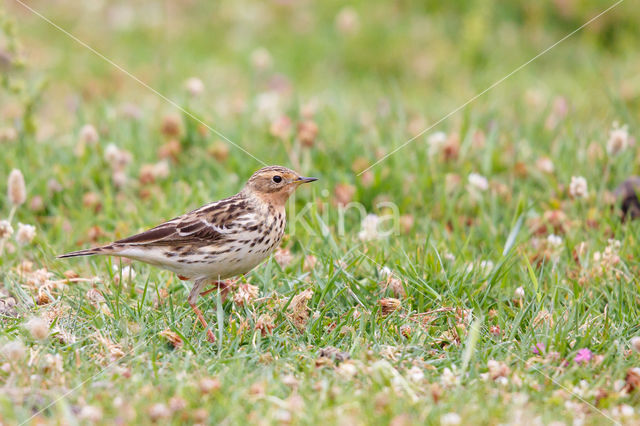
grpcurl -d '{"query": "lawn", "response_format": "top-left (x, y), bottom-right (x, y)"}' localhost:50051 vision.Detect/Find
top-left (1, 0), bottom-right (640, 424)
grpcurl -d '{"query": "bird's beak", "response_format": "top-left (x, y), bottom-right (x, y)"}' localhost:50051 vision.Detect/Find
top-left (296, 176), bottom-right (318, 184)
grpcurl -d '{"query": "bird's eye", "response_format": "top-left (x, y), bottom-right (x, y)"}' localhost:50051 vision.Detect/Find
top-left (272, 175), bottom-right (282, 183)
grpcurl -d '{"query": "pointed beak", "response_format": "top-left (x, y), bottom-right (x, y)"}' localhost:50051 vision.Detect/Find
top-left (296, 176), bottom-right (318, 184)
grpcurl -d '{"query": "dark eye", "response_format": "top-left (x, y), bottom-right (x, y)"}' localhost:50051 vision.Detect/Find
top-left (272, 175), bottom-right (282, 183)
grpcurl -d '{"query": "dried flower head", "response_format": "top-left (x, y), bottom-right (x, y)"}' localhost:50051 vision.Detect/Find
top-left (199, 377), bottom-right (221, 394)
top-left (569, 176), bottom-right (588, 199)
top-left (297, 120), bottom-right (319, 147)
top-left (7, 169), bottom-right (26, 206)
top-left (333, 183), bottom-right (356, 206)
top-left (15, 223), bottom-right (36, 245)
top-left (208, 140), bottom-right (230, 162)
top-left (1, 339), bottom-right (25, 361)
top-left (160, 329), bottom-right (183, 349)
top-left (161, 114), bottom-right (182, 138)
top-left (168, 396), bottom-right (187, 412)
top-left (380, 275), bottom-right (406, 298)
top-left (624, 367), bottom-right (640, 392)
top-left (148, 403), bottom-right (170, 421)
top-left (379, 298), bottom-right (401, 316)
top-left (487, 360), bottom-right (510, 380)
top-left (606, 122), bottom-right (630, 156)
top-left (303, 255), bottom-right (317, 271)
top-left (274, 248), bottom-right (294, 269)
top-left (0, 220), bottom-right (13, 239)
top-left (233, 283), bottom-right (259, 306)
top-left (159, 139), bottom-right (182, 161)
top-left (255, 313), bottom-right (275, 336)
top-left (79, 124), bottom-right (99, 145)
top-left (270, 115), bottom-right (292, 140)
top-left (288, 289), bottom-right (313, 330)
top-left (29, 195), bottom-right (44, 212)
top-left (26, 317), bottom-right (49, 340)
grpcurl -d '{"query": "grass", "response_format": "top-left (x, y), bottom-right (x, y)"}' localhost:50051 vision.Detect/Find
top-left (2, 0), bottom-right (640, 424)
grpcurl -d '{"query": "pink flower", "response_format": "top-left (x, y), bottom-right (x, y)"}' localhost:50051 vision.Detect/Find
top-left (532, 342), bottom-right (545, 355)
top-left (574, 348), bottom-right (593, 365)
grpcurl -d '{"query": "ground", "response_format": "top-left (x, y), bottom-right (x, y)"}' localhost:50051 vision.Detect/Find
top-left (1, 0), bottom-right (640, 424)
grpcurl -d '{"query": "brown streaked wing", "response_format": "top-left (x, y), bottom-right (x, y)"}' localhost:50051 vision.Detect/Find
top-left (113, 221), bottom-right (180, 245)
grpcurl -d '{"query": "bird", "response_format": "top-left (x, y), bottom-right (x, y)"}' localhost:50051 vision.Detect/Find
top-left (59, 165), bottom-right (317, 343)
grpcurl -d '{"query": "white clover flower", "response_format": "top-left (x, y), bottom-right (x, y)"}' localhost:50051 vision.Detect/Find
top-left (547, 234), bottom-right (562, 247)
top-left (468, 173), bottom-right (489, 191)
top-left (115, 265), bottom-right (136, 280)
top-left (569, 176), bottom-right (588, 199)
top-left (630, 336), bottom-right (640, 353)
top-left (79, 124), bottom-right (99, 145)
top-left (427, 131), bottom-right (447, 156)
top-left (514, 286), bottom-right (525, 298)
top-left (440, 366), bottom-right (460, 386)
top-left (7, 169), bottom-right (26, 206)
top-left (441, 413), bottom-right (462, 426)
top-left (0, 220), bottom-right (13, 240)
top-left (535, 157), bottom-right (554, 174)
top-left (250, 47), bottom-right (272, 71)
top-left (468, 260), bottom-right (494, 274)
top-left (15, 223), bottom-right (36, 245)
top-left (408, 366), bottom-right (424, 382)
top-left (606, 122), bottom-right (630, 156)
top-left (104, 143), bottom-right (120, 164)
top-left (152, 160), bottom-right (170, 179)
top-left (79, 405), bottom-right (103, 422)
top-left (255, 91), bottom-right (281, 121)
top-left (619, 404), bottom-right (634, 417)
top-left (379, 266), bottom-right (392, 279)
top-left (480, 260), bottom-right (494, 272)
top-left (185, 77), bottom-right (204, 96)
top-left (358, 214), bottom-right (381, 241)
top-left (335, 7), bottom-right (360, 35)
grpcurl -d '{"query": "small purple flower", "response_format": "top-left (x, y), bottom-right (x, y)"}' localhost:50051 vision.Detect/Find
top-left (532, 342), bottom-right (545, 355)
top-left (574, 348), bottom-right (593, 365)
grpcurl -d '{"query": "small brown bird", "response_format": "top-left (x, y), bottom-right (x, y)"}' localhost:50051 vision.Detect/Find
top-left (59, 166), bottom-right (317, 342)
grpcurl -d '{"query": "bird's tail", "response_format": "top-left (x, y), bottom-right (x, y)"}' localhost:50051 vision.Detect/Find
top-left (58, 245), bottom-right (115, 259)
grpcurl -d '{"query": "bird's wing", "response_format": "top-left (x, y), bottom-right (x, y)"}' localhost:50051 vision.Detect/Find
top-left (113, 195), bottom-right (253, 247)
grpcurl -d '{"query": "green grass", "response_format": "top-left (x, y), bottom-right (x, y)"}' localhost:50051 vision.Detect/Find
top-left (2, 0), bottom-right (640, 424)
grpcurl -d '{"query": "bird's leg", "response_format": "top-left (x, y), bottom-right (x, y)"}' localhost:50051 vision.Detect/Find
top-left (188, 278), bottom-right (215, 343)
top-left (189, 302), bottom-right (216, 343)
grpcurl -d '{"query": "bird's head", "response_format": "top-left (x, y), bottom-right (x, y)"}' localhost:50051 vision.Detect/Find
top-left (244, 166), bottom-right (317, 205)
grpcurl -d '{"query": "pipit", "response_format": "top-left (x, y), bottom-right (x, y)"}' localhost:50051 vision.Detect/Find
top-left (59, 166), bottom-right (317, 342)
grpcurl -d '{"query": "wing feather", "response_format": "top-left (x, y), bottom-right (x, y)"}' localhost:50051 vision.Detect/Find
top-left (112, 195), bottom-right (253, 247)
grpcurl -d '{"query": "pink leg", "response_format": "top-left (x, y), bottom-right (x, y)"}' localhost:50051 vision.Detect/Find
top-left (189, 301), bottom-right (216, 343)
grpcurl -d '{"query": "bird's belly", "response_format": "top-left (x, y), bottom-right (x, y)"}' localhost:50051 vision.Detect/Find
top-left (117, 227), bottom-right (284, 281)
